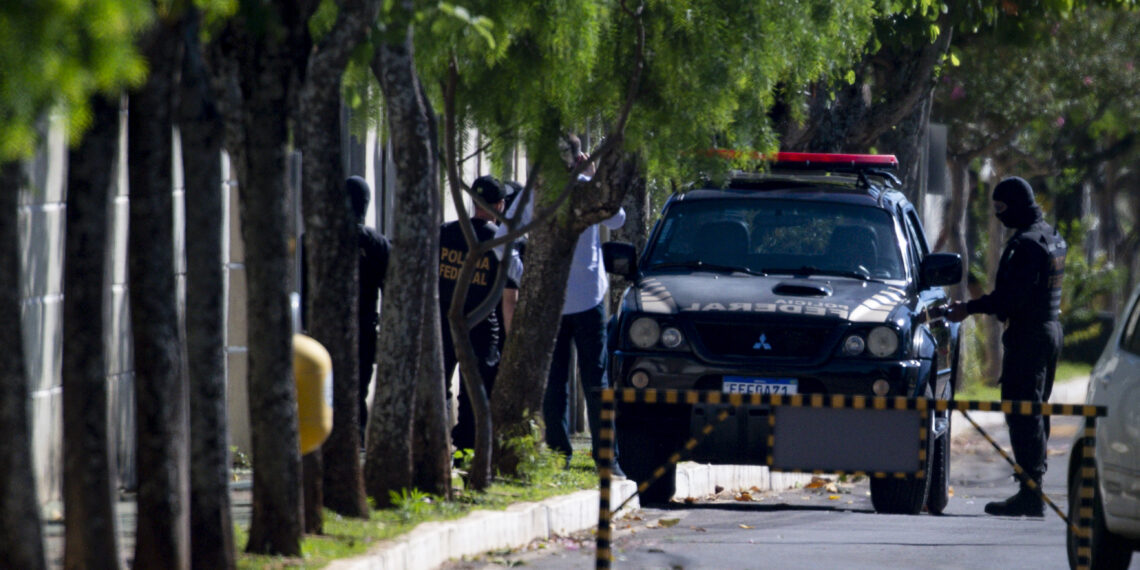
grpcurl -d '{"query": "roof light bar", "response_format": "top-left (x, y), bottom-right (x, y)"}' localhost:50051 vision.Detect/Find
top-left (773, 152), bottom-right (898, 169)
top-left (705, 149), bottom-right (898, 170)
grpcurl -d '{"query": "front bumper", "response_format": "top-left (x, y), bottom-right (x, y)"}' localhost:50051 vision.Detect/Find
top-left (611, 350), bottom-right (925, 465)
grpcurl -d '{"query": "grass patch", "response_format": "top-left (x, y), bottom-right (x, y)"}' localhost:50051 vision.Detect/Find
top-left (1055, 360), bottom-right (1092, 382)
top-left (236, 444), bottom-right (600, 569)
top-left (958, 359), bottom-right (1091, 402)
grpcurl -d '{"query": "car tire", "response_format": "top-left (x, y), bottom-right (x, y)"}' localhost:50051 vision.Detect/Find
top-left (927, 369), bottom-right (955, 515)
top-left (616, 414), bottom-right (680, 505)
top-left (870, 387), bottom-right (934, 515)
top-left (1067, 457), bottom-right (1134, 569)
top-left (925, 411), bottom-right (951, 515)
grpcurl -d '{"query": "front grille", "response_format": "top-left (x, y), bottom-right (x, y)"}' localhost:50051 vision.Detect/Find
top-left (693, 321), bottom-right (834, 359)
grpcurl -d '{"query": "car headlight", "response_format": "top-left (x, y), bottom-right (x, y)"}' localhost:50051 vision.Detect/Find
top-left (629, 317), bottom-right (661, 349)
top-left (660, 327), bottom-right (684, 348)
top-left (867, 326), bottom-right (899, 357)
top-left (842, 334), bottom-right (865, 356)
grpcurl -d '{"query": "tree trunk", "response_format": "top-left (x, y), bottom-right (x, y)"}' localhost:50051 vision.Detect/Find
top-left (179, 6), bottom-right (236, 568)
top-left (62, 92), bottom-right (123, 570)
top-left (0, 161), bottom-right (47, 570)
top-left (365, 21), bottom-right (442, 507)
top-left (221, 8), bottom-right (308, 555)
top-left (437, 63), bottom-right (497, 491)
top-left (936, 156), bottom-right (971, 300)
top-left (490, 209), bottom-right (578, 475)
top-left (877, 95), bottom-right (932, 203)
top-left (413, 248), bottom-right (450, 496)
top-left (782, 17), bottom-right (951, 162)
top-left (129, 19), bottom-right (191, 570)
top-left (297, 0), bottom-right (379, 519)
top-left (491, 145), bottom-right (638, 476)
top-left (302, 452), bottom-right (322, 533)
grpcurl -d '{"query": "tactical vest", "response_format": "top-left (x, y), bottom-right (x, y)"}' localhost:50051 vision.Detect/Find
top-left (1014, 221), bottom-right (1067, 322)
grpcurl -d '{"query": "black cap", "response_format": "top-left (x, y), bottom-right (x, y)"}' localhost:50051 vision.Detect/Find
top-left (471, 175), bottom-right (505, 203)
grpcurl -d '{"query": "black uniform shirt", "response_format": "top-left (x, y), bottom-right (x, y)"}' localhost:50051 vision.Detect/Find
top-left (438, 219), bottom-right (518, 336)
top-left (359, 225), bottom-right (390, 330)
top-left (968, 219), bottom-right (1066, 323)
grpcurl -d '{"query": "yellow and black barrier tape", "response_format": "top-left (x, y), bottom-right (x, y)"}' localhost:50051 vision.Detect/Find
top-left (596, 388), bottom-right (1105, 570)
top-left (613, 387), bottom-right (1105, 417)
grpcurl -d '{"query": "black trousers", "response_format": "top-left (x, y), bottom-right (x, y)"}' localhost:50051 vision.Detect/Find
top-left (442, 319), bottom-right (499, 451)
top-left (359, 320), bottom-right (378, 441)
top-left (999, 320), bottom-right (1062, 481)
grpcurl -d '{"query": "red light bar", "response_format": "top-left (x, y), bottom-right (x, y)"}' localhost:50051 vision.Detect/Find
top-left (774, 152), bottom-right (898, 169)
top-left (703, 149), bottom-right (898, 170)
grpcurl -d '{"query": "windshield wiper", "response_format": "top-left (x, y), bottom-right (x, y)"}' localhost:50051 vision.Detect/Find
top-left (648, 261), bottom-right (766, 276)
top-left (763, 265), bottom-right (872, 281)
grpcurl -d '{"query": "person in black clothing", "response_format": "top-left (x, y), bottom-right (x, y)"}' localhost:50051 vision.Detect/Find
top-left (947, 176), bottom-right (1067, 517)
top-left (439, 175), bottom-right (519, 451)
top-left (347, 176), bottom-right (391, 441)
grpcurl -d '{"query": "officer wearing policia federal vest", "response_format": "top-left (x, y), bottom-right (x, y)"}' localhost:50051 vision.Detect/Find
top-left (947, 176), bottom-right (1067, 517)
top-left (439, 175), bottom-right (519, 452)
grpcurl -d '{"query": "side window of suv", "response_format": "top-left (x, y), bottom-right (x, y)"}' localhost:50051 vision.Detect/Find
top-left (1121, 293), bottom-right (1140, 356)
top-left (898, 206), bottom-right (924, 277)
top-left (904, 208), bottom-right (931, 259)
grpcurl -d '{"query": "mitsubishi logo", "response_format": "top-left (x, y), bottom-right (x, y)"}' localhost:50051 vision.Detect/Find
top-left (752, 333), bottom-right (772, 350)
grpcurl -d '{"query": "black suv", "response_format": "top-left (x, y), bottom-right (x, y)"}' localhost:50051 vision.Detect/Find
top-left (605, 153), bottom-right (963, 514)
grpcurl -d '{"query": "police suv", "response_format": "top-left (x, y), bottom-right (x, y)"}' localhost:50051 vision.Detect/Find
top-left (604, 153), bottom-right (963, 513)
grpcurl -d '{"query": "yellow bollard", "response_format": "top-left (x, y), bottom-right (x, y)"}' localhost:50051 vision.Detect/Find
top-left (293, 334), bottom-right (333, 454)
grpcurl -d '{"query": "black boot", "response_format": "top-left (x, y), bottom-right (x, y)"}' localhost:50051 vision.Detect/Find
top-left (984, 480), bottom-right (1044, 517)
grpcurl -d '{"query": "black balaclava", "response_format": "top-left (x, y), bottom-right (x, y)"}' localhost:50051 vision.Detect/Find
top-left (992, 176), bottom-right (1042, 230)
top-left (346, 176), bottom-right (370, 224)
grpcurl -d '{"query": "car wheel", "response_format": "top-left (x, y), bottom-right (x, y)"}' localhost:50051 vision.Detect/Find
top-left (871, 386), bottom-right (934, 515)
top-left (926, 409), bottom-right (951, 514)
top-left (926, 373), bottom-right (954, 515)
top-left (1067, 456), bottom-right (1133, 569)
top-left (616, 415), bottom-right (681, 505)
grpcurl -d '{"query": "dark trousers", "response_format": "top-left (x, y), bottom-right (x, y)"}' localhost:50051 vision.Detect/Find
top-left (359, 321), bottom-right (377, 441)
top-left (999, 320), bottom-right (1062, 481)
top-left (442, 319), bottom-right (499, 451)
top-left (543, 303), bottom-right (611, 461)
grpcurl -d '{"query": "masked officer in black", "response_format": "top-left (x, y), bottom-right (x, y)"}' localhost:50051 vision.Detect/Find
top-left (439, 175), bottom-right (519, 452)
top-left (347, 176), bottom-right (392, 442)
top-left (947, 176), bottom-right (1067, 517)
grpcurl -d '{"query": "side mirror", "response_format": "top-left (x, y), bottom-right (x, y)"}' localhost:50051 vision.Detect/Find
top-left (921, 252), bottom-right (962, 288)
top-left (602, 241), bottom-right (638, 280)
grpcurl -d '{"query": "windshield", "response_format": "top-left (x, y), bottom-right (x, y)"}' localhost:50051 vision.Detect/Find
top-left (645, 199), bottom-right (906, 281)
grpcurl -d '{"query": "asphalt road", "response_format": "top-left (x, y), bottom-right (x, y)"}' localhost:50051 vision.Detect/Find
top-left (443, 414), bottom-right (1139, 569)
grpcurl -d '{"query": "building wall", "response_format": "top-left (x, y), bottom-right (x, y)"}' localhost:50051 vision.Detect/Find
top-left (20, 112), bottom-right (515, 507)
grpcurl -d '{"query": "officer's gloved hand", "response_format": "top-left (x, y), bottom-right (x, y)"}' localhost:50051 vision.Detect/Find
top-left (945, 301), bottom-right (969, 323)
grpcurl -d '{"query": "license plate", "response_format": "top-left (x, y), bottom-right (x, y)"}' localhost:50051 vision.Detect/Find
top-left (722, 376), bottom-right (798, 395)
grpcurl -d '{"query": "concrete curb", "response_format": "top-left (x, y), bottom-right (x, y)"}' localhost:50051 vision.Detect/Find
top-left (327, 465), bottom-right (814, 570)
top-left (325, 481), bottom-right (638, 570)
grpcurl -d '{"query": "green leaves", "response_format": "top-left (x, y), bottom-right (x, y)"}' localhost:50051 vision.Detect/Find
top-left (0, 0), bottom-right (151, 161)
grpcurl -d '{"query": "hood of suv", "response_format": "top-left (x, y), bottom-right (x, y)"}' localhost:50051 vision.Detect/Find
top-left (632, 272), bottom-right (908, 324)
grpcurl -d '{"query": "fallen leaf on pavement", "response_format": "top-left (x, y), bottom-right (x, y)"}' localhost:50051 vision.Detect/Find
top-left (804, 476), bottom-right (830, 489)
top-left (739, 524), bottom-right (753, 529)
top-left (659, 518), bottom-right (680, 528)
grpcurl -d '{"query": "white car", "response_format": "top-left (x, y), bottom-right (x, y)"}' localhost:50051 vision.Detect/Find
top-left (1068, 283), bottom-right (1140, 568)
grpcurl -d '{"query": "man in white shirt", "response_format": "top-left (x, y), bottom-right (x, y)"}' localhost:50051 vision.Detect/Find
top-left (542, 135), bottom-right (626, 474)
